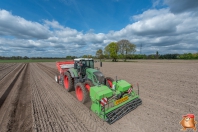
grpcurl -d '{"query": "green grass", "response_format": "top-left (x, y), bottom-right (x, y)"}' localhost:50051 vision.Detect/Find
top-left (0, 59), bottom-right (68, 63)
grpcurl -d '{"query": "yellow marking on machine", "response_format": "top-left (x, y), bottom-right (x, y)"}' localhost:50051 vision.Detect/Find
top-left (114, 96), bottom-right (128, 106)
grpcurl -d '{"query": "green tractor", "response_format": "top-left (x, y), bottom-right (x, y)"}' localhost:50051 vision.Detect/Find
top-left (55, 58), bottom-right (142, 124)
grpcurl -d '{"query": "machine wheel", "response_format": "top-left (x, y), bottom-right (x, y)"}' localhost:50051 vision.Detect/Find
top-left (63, 72), bottom-right (74, 92)
top-left (106, 77), bottom-right (114, 88)
top-left (55, 74), bottom-right (59, 83)
top-left (75, 83), bottom-right (89, 104)
top-left (83, 80), bottom-right (93, 91)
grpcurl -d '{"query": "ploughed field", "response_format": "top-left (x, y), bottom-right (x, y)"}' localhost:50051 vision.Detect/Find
top-left (0, 60), bottom-right (198, 132)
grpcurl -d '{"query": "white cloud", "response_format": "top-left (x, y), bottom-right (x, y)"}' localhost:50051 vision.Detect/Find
top-left (106, 8), bottom-right (198, 54)
top-left (55, 28), bottom-right (79, 38)
top-left (0, 4), bottom-right (198, 57)
top-left (132, 9), bottom-right (169, 21)
top-left (44, 20), bottom-right (64, 29)
top-left (0, 9), bottom-right (51, 39)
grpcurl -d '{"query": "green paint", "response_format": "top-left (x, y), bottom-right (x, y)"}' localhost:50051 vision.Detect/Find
top-left (89, 79), bottom-right (140, 121)
top-left (113, 80), bottom-right (131, 92)
top-left (105, 93), bottom-right (139, 114)
top-left (69, 68), bottom-right (78, 77)
top-left (85, 68), bottom-right (99, 85)
top-left (90, 85), bottom-right (113, 101)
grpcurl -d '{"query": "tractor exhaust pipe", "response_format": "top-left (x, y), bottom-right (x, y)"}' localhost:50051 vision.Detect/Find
top-left (137, 83), bottom-right (139, 95)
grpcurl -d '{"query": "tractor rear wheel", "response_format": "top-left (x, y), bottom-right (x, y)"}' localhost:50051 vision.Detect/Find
top-left (83, 80), bottom-right (93, 91)
top-left (75, 83), bottom-right (89, 104)
top-left (106, 77), bottom-right (114, 88)
top-left (63, 72), bottom-right (74, 92)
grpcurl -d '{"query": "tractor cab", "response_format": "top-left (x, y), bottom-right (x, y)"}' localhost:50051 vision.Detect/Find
top-left (74, 58), bottom-right (94, 77)
top-left (73, 58), bottom-right (105, 85)
top-left (74, 58), bottom-right (94, 69)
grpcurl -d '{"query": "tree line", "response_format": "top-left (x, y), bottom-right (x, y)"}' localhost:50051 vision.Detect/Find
top-left (96, 39), bottom-right (136, 61)
top-left (0, 56), bottom-right (66, 60)
top-left (1, 39), bottom-right (197, 60)
top-left (95, 39), bottom-right (198, 61)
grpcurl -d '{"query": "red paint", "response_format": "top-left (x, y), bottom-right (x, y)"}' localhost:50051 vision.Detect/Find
top-left (64, 76), bottom-right (69, 89)
top-left (76, 86), bottom-right (83, 101)
top-left (107, 80), bottom-right (113, 88)
top-left (85, 84), bottom-right (90, 91)
top-left (56, 61), bottom-right (74, 75)
top-left (183, 114), bottom-right (195, 118)
top-left (100, 97), bottom-right (108, 106)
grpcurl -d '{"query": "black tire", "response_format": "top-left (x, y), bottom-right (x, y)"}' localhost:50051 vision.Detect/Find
top-left (63, 72), bottom-right (74, 92)
top-left (106, 77), bottom-right (114, 88)
top-left (55, 74), bottom-right (59, 83)
top-left (75, 82), bottom-right (89, 104)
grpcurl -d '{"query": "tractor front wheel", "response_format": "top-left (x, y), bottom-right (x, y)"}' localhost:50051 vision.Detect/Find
top-left (63, 72), bottom-right (74, 92)
top-left (75, 83), bottom-right (89, 104)
top-left (83, 80), bottom-right (93, 91)
top-left (106, 77), bottom-right (114, 88)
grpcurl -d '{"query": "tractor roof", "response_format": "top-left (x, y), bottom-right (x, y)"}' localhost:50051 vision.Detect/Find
top-left (74, 58), bottom-right (93, 61)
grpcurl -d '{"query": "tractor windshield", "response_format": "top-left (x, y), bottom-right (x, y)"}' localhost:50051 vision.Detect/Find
top-left (93, 71), bottom-right (105, 84)
top-left (85, 60), bottom-right (94, 69)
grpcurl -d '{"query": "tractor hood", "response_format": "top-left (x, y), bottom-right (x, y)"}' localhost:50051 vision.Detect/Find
top-left (93, 71), bottom-right (105, 84)
top-left (86, 68), bottom-right (105, 85)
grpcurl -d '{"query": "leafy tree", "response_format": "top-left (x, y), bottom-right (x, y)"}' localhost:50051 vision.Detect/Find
top-left (103, 54), bottom-right (110, 59)
top-left (66, 56), bottom-right (71, 59)
top-left (82, 55), bottom-right (93, 58)
top-left (82, 55), bottom-right (88, 58)
top-left (23, 56), bottom-right (29, 59)
top-left (104, 42), bottom-right (119, 62)
top-left (117, 54), bottom-right (124, 59)
top-left (96, 49), bottom-right (103, 60)
top-left (156, 51), bottom-right (159, 59)
top-left (159, 54), bottom-right (179, 59)
top-left (117, 39), bottom-right (136, 61)
top-left (66, 56), bottom-right (76, 59)
top-left (104, 45), bottom-right (110, 58)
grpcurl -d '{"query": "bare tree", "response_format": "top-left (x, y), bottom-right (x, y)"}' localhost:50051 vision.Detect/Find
top-left (96, 49), bottom-right (103, 61)
top-left (117, 39), bottom-right (136, 61)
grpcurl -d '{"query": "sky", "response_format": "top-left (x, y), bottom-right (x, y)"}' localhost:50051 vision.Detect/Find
top-left (0, 0), bottom-right (198, 57)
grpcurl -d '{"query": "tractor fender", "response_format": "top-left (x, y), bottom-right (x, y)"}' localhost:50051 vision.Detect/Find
top-left (68, 69), bottom-right (78, 78)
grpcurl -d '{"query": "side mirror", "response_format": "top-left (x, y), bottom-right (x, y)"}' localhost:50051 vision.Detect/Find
top-left (100, 62), bottom-right (102, 67)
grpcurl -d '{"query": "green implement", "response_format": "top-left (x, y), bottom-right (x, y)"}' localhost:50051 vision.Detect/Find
top-left (55, 58), bottom-right (142, 124)
top-left (90, 80), bottom-right (142, 124)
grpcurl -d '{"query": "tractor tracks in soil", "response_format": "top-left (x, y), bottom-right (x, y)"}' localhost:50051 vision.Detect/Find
top-left (36, 63), bottom-right (59, 80)
top-left (32, 63), bottom-right (118, 132)
top-left (1, 61), bottom-right (196, 132)
top-left (0, 63), bottom-right (19, 81)
top-left (0, 63), bottom-right (32, 132)
top-left (0, 63), bottom-right (16, 71)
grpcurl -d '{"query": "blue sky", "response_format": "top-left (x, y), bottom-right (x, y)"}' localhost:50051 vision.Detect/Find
top-left (0, 0), bottom-right (198, 57)
top-left (0, 0), bottom-right (153, 33)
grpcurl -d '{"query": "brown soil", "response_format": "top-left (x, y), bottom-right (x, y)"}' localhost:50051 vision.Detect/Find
top-left (0, 60), bottom-right (197, 132)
